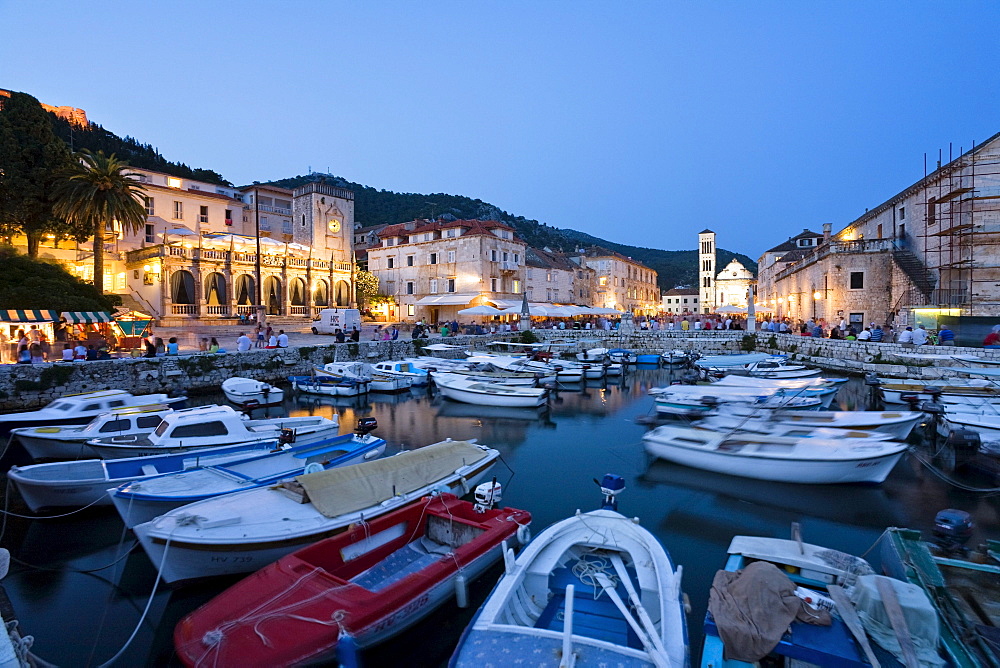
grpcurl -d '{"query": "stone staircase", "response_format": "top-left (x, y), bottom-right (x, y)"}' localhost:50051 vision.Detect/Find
top-left (891, 249), bottom-right (936, 301)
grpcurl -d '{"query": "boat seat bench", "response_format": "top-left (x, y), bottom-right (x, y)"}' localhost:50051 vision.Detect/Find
top-left (535, 566), bottom-right (642, 649)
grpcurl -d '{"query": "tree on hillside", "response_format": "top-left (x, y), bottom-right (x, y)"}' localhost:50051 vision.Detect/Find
top-left (0, 91), bottom-right (76, 257)
top-left (52, 150), bottom-right (147, 294)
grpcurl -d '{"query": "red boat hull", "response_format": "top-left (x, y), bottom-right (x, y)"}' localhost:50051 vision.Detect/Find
top-left (174, 494), bottom-right (530, 667)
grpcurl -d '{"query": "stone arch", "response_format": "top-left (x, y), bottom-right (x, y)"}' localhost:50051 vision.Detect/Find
top-left (334, 280), bottom-right (351, 307)
top-left (204, 272), bottom-right (227, 305)
top-left (313, 279), bottom-right (329, 307)
top-left (264, 276), bottom-right (282, 315)
top-left (170, 270), bottom-right (195, 304)
top-left (235, 274), bottom-right (255, 305)
top-left (290, 277), bottom-right (307, 306)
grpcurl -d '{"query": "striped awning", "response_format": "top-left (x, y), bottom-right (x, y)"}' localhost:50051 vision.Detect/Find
top-left (61, 311), bottom-right (113, 324)
top-left (0, 309), bottom-right (59, 323)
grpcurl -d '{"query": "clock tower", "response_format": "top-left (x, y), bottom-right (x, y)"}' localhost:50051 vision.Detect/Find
top-left (292, 180), bottom-right (356, 307)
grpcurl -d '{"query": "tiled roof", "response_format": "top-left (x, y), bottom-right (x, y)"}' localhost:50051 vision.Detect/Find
top-left (576, 246), bottom-right (654, 271)
top-left (525, 247), bottom-right (582, 271)
top-left (238, 184), bottom-right (293, 195)
top-left (664, 288), bottom-right (699, 295)
top-left (140, 182), bottom-right (242, 202)
top-left (764, 229), bottom-right (825, 254)
top-left (378, 219), bottom-right (522, 243)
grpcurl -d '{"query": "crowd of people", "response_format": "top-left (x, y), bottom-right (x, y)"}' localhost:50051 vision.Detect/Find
top-left (752, 316), bottom-right (957, 347)
top-left (8, 324), bottom-right (115, 364)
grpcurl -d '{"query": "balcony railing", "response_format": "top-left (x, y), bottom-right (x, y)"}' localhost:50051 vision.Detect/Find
top-left (171, 304), bottom-right (198, 315)
top-left (289, 306), bottom-right (309, 315)
top-left (775, 238), bottom-right (896, 281)
top-left (236, 305), bottom-right (256, 315)
top-left (205, 305), bottom-right (229, 315)
top-left (499, 261), bottom-right (518, 271)
top-left (257, 204), bottom-right (293, 216)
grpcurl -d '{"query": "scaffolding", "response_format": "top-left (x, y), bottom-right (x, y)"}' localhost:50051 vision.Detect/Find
top-left (918, 136), bottom-right (1000, 316)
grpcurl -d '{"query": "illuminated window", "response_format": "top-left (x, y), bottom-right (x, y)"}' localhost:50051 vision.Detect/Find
top-left (599, 276), bottom-right (608, 286)
top-left (407, 304), bottom-right (414, 316)
top-left (512, 280), bottom-right (521, 293)
top-left (167, 177), bottom-right (182, 189)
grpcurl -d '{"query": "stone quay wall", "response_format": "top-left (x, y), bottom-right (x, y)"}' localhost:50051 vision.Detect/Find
top-left (1, 329), bottom-right (997, 411)
top-left (0, 336), bottom-right (497, 411)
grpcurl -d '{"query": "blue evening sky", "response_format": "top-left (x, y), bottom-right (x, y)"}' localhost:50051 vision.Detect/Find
top-left (1, 1), bottom-right (998, 257)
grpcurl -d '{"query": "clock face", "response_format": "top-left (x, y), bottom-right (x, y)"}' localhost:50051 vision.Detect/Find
top-left (328, 219), bottom-right (341, 233)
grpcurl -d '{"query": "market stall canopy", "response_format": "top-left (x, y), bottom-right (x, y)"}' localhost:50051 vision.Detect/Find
top-left (115, 320), bottom-right (153, 336)
top-left (588, 307), bottom-right (625, 315)
top-left (715, 305), bottom-right (747, 314)
top-left (0, 310), bottom-right (59, 323)
top-left (457, 305), bottom-right (506, 316)
top-left (415, 294), bottom-right (478, 306)
top-left (164, 226), bottom-right (197, 237)
top-left (61, 311), bottom-right (112, 324)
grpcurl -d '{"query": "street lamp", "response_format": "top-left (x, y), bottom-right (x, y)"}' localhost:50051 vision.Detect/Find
top-left (812, 290), bottom-right (822, 320)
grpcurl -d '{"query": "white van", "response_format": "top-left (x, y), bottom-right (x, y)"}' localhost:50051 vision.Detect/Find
top-left (311, 309), bottom-right (362, 335)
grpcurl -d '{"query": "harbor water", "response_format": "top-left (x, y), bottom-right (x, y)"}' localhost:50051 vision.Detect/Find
top-left (2, 366), bottom-right (998, 666)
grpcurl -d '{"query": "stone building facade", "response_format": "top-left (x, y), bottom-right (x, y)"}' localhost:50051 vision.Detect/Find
top-left (524, 248), bottom-right (596, 306)
top-left (757, 131), bottom-right (1000, 327)
top-left (662, 288), bottom-right (699, 314)
top-left (366, 219), bottom-right (526, 323)
top-left (698, 229), bottom-right (716, 314)
top-left (714, 258), bottom-right (755, 308)
top-left (571, 247), bottom-right (659, 315)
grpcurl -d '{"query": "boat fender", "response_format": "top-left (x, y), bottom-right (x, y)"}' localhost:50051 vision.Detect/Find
top-left (335, 632), bottom-right (360, 668)
top-left (304, 462), bottom-right (324, 475)
top-left (516, 523), bottom-right (531, 546)
top-left (454, 574), bottom-right (469, 608)
top-left (502, 539), bottom-right (515, 574)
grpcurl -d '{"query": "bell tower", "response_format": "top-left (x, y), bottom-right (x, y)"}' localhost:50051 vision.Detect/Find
top-left (292, 181), bottom-right (355, 262)
top-left (698, 229), bottom-right (716, 315)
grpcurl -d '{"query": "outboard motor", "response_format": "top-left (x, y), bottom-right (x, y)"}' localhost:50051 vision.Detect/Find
top-left (932, 508), bottom-right (974, 555)
top-left (277, 427), bottom-right (297, 446)
top-left (700, 396), bottom-right (721, 412)
top-left (355, 417), bottom-right (378, 437)
top-left (473, 478), bottom-right (502, 513)
top-left (925, 386), bottom-right (944, 402)
top-left (900, 393), bottom-right (922, 411)
top-left (946, 427), bottom-right (981, 472)
top-left (595, 473), bottom-right (625, 511)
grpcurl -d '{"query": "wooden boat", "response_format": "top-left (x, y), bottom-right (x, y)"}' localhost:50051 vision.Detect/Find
top-left (712, 374), bottom-right (846, 389)
top-left (110, 430), bottom-right (387, 528)
top-left (693, 353), bottom-right (777, 370)
top-left (132, 440), bottom-right (499, 583)
top-left (289, 374), bottom-right (370, 397)
top-left (0, 390), bottom-right (186, 439)
top-left (319, 361), bottom-right (412, 392)
top-left (221, 377), bottom-right (283, 406)
top-left (607, 348), bottom-right (638, 364)
top-left (432, 373), bottom-right (549, 407)
top-left (880, 526), bottom-right (1000, 667)
top-left (662, 350), bottom-right (690, 365)
top-left (702, 533), bottom-right (930, 667)
top-left (577, 347), bottom-right (610, 362)
top-left (12, 403), bottom-right (176, 461)
top-left (8, 439), bottom-right (287, 513)
top-left (727, 406), bottom-right (923, 440)
top-left (880, 378), bottom-right (1000, 406)
top-left (451, 475), bottom-right (689, 668)
top-left (174, 493), bottom-right (531, 667)
top-left (643, 423), bottom-right (907, 483)
top-left (86, 405), bottom-right (339, 459)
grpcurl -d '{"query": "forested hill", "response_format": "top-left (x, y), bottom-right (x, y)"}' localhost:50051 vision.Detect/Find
top-left (264, 173), bottom-right (757, 290)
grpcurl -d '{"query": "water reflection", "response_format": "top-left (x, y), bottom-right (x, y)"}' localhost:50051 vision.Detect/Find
top-left (4, 368), bottom-right (1000, 667)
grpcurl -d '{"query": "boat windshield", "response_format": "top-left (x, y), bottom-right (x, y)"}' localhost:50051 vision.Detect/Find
top-left (48, 402), bottom-right (74, 411)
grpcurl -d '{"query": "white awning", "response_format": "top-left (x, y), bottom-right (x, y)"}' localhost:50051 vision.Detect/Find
top-left (414, 293), bottom-right (479, 306)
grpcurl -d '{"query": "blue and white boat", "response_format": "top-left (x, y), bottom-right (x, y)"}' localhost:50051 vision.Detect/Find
top-left (637, 353), bottom-right (662, 365)
top-left (109, 425), bottom-right (386, 528)
top-left (607, 348), bottom-right (639, 364)
top-left (451, 474), bottom-right (689, 668)
top-left (371, 360), bottom-right (431, 386)
top-left (289, 374), bottom-right (370, 397)
top-left (8, 438), bottom-right (288, 513)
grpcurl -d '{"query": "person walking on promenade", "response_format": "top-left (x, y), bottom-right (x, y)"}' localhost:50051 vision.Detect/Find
top-left (254, 324), bottom-right (265, 348)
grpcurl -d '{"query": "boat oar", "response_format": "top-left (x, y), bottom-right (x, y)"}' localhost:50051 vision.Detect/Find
top-left (608, 553), bottom-right (671, 660)
top-left (594, 573), bottom-right (671, 668)
top-left (828, 584), bottom-right (881, 668)
top-left (875, 577), bottom-right (919, 667)
top-left (560, 584), bottom-right (576, 668)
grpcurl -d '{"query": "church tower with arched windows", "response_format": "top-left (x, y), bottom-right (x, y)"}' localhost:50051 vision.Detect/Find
top-left (698, 229), bottom-right (716, 315)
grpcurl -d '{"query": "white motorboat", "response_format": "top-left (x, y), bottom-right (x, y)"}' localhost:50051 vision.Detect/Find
top-left (607, 348), bottom-right (638, 364)
top-left (132, 439), bottom-right (499, 583)
top-left (693, 353), bottom-right (777, 370)
top-left (318, 361), bottom-right (412, 392)
top-left (661, 350), bottom-right (690, 365)
top-left (289, 374), bottom-right (370, 397)
top-left (371, 360), bottom-right (430, 386)
top-left (12, 403), bottom-right (175, 461)
top-left (111, 430), bottom-right (387, 528)
top-left (604, 363), bottom-right (624, 376)
top-left (221, 377), bottom-right (284, 406)
top-left (654, 392), bottom-right (822, 417)
top-left (451, 475), bottom-right (689, 668)
top-left (712, 374), bottom-right (845, 389)
top-left (880, 378), bottom-right (1000, 406)
top-left (727, 406), bottom-right (923, 440)
top-left (0, 390), bottom-right (186, 438)
top-left (576, 347), bottom-right (609, 362)
top-left (86, 405), bottom-right (339, 459)
top-left (939, 412), bottom-right (1000, 453)
top-left (642, 423), bottom-right (907, 483)
top-left (742, 360), bottom-right (822, 378)
top-left (8, 439), bottom-right (285, 513)
top-left (432, 373), bottom-right (549, 407)
top-left (698, 414), bottom-right (896, 442)
top-left (651, 382), bottom-right (836, 409)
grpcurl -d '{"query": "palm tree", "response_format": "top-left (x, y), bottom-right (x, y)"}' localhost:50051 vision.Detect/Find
top-left (53, 150), bottom-right (148, 294)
